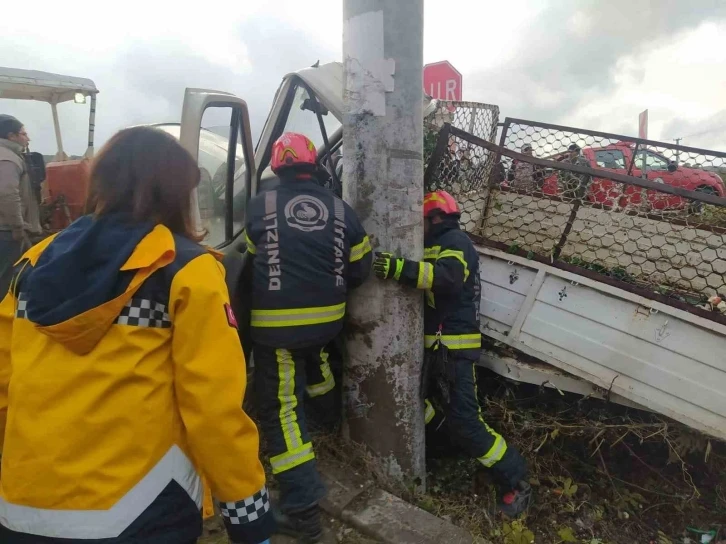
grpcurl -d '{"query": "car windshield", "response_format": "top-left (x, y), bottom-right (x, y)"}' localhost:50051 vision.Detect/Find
top-left (282, 85), bottom-right (342, 151)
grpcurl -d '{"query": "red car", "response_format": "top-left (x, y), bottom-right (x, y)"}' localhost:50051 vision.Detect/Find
top-left (542, 142), bottom-right (725, 211)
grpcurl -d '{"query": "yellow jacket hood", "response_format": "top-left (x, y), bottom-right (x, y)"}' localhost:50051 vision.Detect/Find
top-left (14, 215), bottom-right (177, 355)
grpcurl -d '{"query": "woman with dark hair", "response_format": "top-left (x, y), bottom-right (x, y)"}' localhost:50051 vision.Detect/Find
top-left (0, 115), bottom-right (41, 295)
top-left (0, 127), bottom-right (275, 544)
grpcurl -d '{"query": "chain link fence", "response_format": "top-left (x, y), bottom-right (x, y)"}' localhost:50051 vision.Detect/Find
top-left (423, 101), bottom-right (500, 229)
top-left (424, 118), bottom-right (726, 315)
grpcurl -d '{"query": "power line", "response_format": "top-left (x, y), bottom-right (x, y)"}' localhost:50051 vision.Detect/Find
top-left (682, 125), bottom-right (726, 140)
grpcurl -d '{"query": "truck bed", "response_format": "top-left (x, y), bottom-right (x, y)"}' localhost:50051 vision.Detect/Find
top-left (477, 244), bottom-right (726, 441)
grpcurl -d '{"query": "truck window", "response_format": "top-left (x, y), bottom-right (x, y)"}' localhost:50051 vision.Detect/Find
top-left (282, 85), bottom-right (341, 152)
top-left (594, 149), bottom-right (625, 169)
top-left (645, 151), bottom-right (669, 171)
top-left (156, 122), bottom-right (247, 248)
top-left (198, 109), bottom-right (247, 248)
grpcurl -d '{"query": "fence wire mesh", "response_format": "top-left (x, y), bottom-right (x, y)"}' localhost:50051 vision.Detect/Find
top-left (424, 118), bottom-right (726, 313)
top-left (423, 101), bottom-right (499, 230)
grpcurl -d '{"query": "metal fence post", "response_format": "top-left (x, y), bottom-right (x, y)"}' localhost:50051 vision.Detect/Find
top-left (553, 199), bottom-right (581, 260)
top-left (423, 123), bottom-right (451, 189)
top-left (476, 119), bottom-right (511, 232)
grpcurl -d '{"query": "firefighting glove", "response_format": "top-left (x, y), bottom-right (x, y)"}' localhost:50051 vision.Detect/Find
top-left (374, 251), bottom-right (404, 280)
top-left (373, 252), bottom-right (424, 290)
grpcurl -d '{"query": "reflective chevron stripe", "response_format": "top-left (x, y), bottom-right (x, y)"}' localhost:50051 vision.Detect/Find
top-left (0, 446), bottom-right (201, 539)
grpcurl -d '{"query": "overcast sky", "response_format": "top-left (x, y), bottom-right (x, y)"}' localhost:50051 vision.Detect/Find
top-left (1, 0), bottom-right (725, 156)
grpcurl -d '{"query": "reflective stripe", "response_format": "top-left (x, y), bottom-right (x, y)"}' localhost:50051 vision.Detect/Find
top-left (350, 235), bottom-right (372, 263)
top-left (276, 349), bottom-right (302, 451)
top-left (477, 433), bottom-right (507, 467)
top-left (270, 442), bottom-right (315, 474)
top-left (306, 348), bottom-right (335, 398)
top-left (473, 365), bottom-right (508, 468)
top-left (244, 231), bottom-right (256, 254)
top-left (424, 333), bottom-right (481, 350)
top-left (393, 259), bottom-right (404, 281)
top-left (251, 303), bottom-right (346, 328)
top-left (334, 196), bottom-right (345, 222)
top-left (437, 249), bottom-right (469, 280)
top-left (272, 351), bottom-right (316, 474)
top-left (424, 399), bottom-right (435, 424)
top-left (0, 445), bottom-right (201, 539)
top-left (425, 290), bottom-right (436, 308)
top-left (417, 262), bottom-right (434, 289)
top-left (424, 245), bottom-right (441, 260)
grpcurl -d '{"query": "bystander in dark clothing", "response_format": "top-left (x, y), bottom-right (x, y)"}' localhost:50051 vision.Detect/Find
top-left (510, 144), bottom-right (544, 192)
top-left (0, 115), bottom-right (41, 296)
top-left (559, 144), bottom-right (591, 200)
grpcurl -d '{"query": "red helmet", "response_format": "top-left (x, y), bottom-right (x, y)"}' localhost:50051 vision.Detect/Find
top-left (424, 190), bottom-right (460, 217)
top-left (271, 132), bottom-right (318, 174)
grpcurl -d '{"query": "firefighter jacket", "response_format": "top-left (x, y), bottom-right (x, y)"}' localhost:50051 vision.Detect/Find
top-left (0, 214), bottom-right (274, 544)
top-left (394, 218), bottom-right (482, 358)
top-left (244, 176), bottom-right (372, 349)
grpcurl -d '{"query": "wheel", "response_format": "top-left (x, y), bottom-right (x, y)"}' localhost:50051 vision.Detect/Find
top-left (689, 185), bottom-right (717, 215)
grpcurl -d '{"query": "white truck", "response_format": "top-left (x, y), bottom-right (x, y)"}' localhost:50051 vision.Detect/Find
top-left (85, 62), bottom-right (726, 442)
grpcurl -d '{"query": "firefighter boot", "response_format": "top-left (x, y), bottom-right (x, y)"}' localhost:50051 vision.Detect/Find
top-left (274, 504), bottom-right (323, 543)
top-left (499, 481), bottom-right (533, 518)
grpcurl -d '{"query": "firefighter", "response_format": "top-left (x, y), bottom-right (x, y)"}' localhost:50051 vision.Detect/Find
top-left (0, 127), bottom-right (275, 544)
top-left (373, 190), bottom-right (532, 518)
top-left (245, 132), bottom-right (372, 541)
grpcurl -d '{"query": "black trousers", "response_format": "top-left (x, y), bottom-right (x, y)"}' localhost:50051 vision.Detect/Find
top-left (253, 343), bottom-right (331, 513)
top-left (425, 352), bottom-right (527, 489)
top-left (0, 233), bottom-right (23, 298)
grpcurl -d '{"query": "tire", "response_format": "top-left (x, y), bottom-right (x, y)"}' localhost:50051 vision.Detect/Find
top-left (689, 185), bottom-right (717, 215)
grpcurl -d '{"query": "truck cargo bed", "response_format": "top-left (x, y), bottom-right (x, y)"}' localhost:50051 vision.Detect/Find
top-left (477, 244), bottom-right (726, 441)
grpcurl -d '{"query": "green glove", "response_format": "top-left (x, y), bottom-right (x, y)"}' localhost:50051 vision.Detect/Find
top-left (373, 251), bottom-right (404, 280)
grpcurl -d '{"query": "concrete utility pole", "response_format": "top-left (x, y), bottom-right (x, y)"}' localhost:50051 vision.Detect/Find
top-left (342, 0), bottom-right (426, 486)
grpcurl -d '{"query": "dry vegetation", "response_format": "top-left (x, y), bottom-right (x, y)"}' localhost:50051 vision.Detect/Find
top-left (202, 352), bottom-right (726, 544)
top-left (312, 365), bottom-right (726, 544)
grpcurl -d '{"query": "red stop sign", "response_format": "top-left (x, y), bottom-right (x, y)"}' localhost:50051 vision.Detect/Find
top-left (424, 61), bottom-right (462, 101)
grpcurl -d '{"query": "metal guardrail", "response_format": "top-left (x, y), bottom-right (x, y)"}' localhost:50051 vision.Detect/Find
top-left (424, 121), bottom-right (726, 316)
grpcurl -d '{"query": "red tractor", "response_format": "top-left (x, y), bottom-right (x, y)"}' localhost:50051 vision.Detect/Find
top-left (0, 67), bottom-right (99, 231)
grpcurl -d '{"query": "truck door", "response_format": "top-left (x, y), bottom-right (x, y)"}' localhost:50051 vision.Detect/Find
top-left (628, 149), bottom-right (682, 211)
top-left (179, 88), bottom-right (256, 360)
top-left (642, 151), bottom-right (682, 210)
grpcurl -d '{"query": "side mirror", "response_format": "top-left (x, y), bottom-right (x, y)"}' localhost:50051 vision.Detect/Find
top-left (24, 151), bottom-right (46, 186)
top-left (667, 161), bottom-right (677, 173)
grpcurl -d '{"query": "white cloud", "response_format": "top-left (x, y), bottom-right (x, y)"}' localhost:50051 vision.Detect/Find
top-left (1, 0), bottom-right (725, 157)
top-left (565, 21), bottom-right (726, 148)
